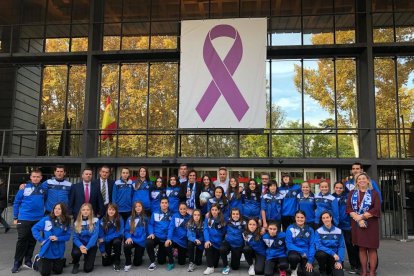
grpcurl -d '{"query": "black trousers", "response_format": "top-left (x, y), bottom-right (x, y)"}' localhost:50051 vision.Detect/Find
top-left (14, 220), bottom-right (38, 263)
top-left (264, 257), bottom-right (288, 276)
top-left (343, 229), bottom-right (360, 269)
top-left (71, 245), bottom-right (98, 273)
top-left (119, 212), bottom-right (130, 224)
top-left (243, 245), bottom-right (265, 275)
top-left (0, 207), bottom-right (10, 228)
top-left (146, 237), bottom-right (169, 264)
top-left (220, 241), bottom-right (243, 270)
top-left (288, 251), bottom-right (315, 276)
top-left (188, 241), bottom-right (203, 265)
top-left (38, 258), bottom-right (65, 276)
top-left (101, 237), bottom-right (122, 266)
top-left (124, 243), bottom-right (145, 266)
top-left (315, 250), bottom-right (344, 276)
top-left (166, 242), bottom-right (187, 265)
top-left (205, 246), bottom-right (221, 268)
top-left (281, 216), bottom-right (294, 232)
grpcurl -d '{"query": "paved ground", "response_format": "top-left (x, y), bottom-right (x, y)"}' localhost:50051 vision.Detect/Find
top-left (0, 229), bottom-right (413, 276)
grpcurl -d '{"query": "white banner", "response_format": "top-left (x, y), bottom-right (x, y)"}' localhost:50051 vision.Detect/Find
top-left (179, 18), bottom-right (267, 129)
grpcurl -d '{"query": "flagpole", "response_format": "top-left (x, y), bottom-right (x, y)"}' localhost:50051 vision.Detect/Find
top-left (106, 138), bottom-right (110, 157)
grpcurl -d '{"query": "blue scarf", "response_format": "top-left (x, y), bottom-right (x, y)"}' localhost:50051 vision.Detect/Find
top-left (187, 182), bottom-right (196, 209)
top-left (351, 189), bottom-right (372, 215)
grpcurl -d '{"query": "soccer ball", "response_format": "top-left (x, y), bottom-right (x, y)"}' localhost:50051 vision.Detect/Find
top-left (199, 192), bottom-right (212, 204)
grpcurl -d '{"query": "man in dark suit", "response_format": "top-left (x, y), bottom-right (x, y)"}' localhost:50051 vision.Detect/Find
top-left (179, 169), bottom-right (201, 214)
top-left (69, 168), bottom-right (104, 218)
top-left (91, 165), bottom-right (114, 211)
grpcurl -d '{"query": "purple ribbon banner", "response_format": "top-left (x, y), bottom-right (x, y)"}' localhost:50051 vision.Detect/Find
top-left (196, 24), bottom-right (249, 122)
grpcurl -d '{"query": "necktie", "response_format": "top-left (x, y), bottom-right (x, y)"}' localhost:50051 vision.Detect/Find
top-left (85, 183), bottom-right (90, 203)
top-left (101, 180), bottom-right (107, 202)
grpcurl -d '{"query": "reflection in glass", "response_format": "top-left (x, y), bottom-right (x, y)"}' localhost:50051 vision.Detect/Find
top-left (270, 17), bottom-right (301, 46)
top-left (122, 22), bottom-right (150, 50)
top-left (338, 132), bottom-right (358, 158)
top-left (304, 134), bottom-right (336, 158)
top-left (272, 134), bottom-right (303, 157)
top-left (240, 135), bottom-right (268, 158)
top-left (150, 22), bottom-right (178, 49)
top-left (372, 13), bottom-right (394, 43)
top-left (208, 135), bottom-right (237, 157)
top-left (103, 24), bottom-right (121, 51)
top-left (395, 13), bottom-right (414, 42)
top-left (148, 134), bottom-right (175, 157)
top-left (303, 16), bottom-right (334, 45)
top-left (335, 14), bottom-right (355, 44)
top-left (179, 134), bottom-right (207, 157)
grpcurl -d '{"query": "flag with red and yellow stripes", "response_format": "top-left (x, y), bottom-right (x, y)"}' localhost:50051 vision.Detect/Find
top-left (101, 96), bottom-right (117, 141)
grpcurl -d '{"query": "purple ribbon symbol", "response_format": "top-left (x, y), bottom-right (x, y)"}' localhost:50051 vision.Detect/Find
top-left (196, 24), bottom-right (249, 122)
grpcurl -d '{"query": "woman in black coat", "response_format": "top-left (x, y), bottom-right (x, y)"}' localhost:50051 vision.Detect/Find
top-left (0, 177), bottom-right (10, 232)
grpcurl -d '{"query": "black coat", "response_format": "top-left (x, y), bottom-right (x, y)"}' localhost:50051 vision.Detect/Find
top-left (178, 181), bottom-right (202, 210)
top-left (69, 181), bottom-right (104, 218)
top-left (91, 178), bottom-right (115, 206)
top-left (0, 184), bottom-right (7, 209)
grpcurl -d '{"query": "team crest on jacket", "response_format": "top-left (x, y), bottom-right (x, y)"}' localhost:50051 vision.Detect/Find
top-left (278, 240), bottom-right (283, 245)
top-left (305, 232), bottom-right (310, 237)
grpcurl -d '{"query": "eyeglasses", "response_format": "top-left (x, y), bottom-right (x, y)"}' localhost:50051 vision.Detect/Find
top-left (261, 178), bottom-right (269, 180)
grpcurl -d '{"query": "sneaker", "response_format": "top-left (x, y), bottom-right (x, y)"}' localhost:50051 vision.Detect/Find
top-left (71, 263), bottom-right (79, 274)
top-left (32, 254), bottom-right (41, 271)
top-left (204, 267), bottom-right (215, 275)
top-left (23, 259), bottom-right (33, 269)
top-left (248, 264), bottom-right (255, 276)
top-left (290, 267), bottom-right (298, 276)
top-left (113, 264), bottom-right (121, 271)
top-left (348, 267), bottom-right (357, 274)
top-left (124, 265), bottom-right (132, 272)
top-left (148, 262), bottom-right (157, 271)
top-left (279, 270), bottom-right (287, 276)
top-left (11, 261), bottom-right (21, 273)
top-left (188, 262), bottom-right (196, 272)
top-left (167, 263), bottom-right (175, 271)
top-left (222, 266), bottom-right (230, 275)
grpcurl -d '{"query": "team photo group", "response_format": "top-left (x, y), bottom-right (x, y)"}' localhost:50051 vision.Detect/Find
top-left (10, 163), bottom-right (381, 276)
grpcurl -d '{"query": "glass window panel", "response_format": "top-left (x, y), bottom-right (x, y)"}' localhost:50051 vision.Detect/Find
top-left (151, 0), bottom-right (180, 21)
top-left (395, 13), bottom-right (414, 42)
top-left (67, 65), bottom-right (86, 156)
top-left (372, 13), bottom-right (394, 43)
top-left (372, 0), bottom-right (393, 12)
top-left (302, 0), bottom-right (333, 15)
top-left (335, 14), bottom-right (355, 44)
top-left (71, 37), bottom-right (88, 51)
top-left (100, 64), bottom-right (120, 133)
top-left (46, 0), bottom-right (71, 23)
top-left (98, 134), bottom-right (117, 157)
top-left (272, 134), bottom-right (303, 157)
top-left (395, 0), bottom-right (414, 12)
top-left (271, 60), bottom-right (302, 128)
top-left (377, 130), bottom-right (398, 158)
top-left (119, 63), bottom-right (148, 129)
top-left (148, 133), bottom-right (175, 157)
top-left (181, 0), bottom-right (209, 19)
top-left (150, 22), bottom-right (178, 49)
top-left (240, 134), bottom-right (268, 158)
top-left (0, 1), bottom-right (20, 24)
top-left (240, 0), bottom-right (270, 17)
top-left (117, 132), bottom-right (146, 157)
top-left (303, 16), bottom-right (334, 45)
top-left (338, 131), bottom-right (359, 158)
top-left (271, 0), bottom-right (301, 16)
top-left (122, 22), bottom-right (150, 50)
top-left (16, 25), bottom-right (45, 53)
top-left (303, 59), bottom-right (334, 128)
top-left (21, 0), bottom-right (46, 24)
top-left (375, 58), bottom-right (397, 130)
top-left (270, 16), bottom-right (301, 46)
top-left (45, 38), bottom-right (70, 52)
top-left (103, 23), bottom-right (121, 51)
top-left (210, 0), bottom-right (240, 18)
top-left (0, 26), bottom-right (11, 53)
top-left (208, 134), bottom-right (237, 157)
top-left (148, 63), bottom-right (178, 129)
top-left (46, 24), bottom-right (70, 39)
top-left (179, 134), bottom-right (207, 157)
top-left (104, 0), bottom-right (122, 22)
top-left (123, 0), bottom-right (150, 21)
top-left (336, 59), bottom-right (357, 129)
top-left (72, 0), bottom-right (90, 23)
top-left (41, 65), bottom-right (68, 156)
top-left (335, 0), bottom-right (355, 13)
top-left (304, 134), bottom-right (336, 158)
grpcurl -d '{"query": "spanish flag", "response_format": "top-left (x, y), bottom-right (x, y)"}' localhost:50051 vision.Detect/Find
top-left (101, 96), bottom-right (117, 141)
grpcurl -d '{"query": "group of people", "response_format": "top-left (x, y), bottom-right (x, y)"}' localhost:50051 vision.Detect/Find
top-left (10, 163), bottom-right (381, 276)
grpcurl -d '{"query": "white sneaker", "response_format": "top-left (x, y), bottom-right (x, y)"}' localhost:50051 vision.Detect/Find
top-left (204, 267), bottom-right (214, 275)
top-left (290, 267), bottom-right (298, 276)
top-left (124, 265), bottom-right (131, 272)
top-left (222, 266), bottom-right (230, 275)
top-left (188, 262), bottom-right (196, 272)
top-left (248, 265), bottom-right (255, 276)
top-left (148, 263), bottom-right (156, 271)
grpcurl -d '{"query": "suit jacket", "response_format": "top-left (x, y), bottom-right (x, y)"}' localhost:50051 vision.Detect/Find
top-left (178, 181), bottom-right (202, 209)
top-left (69, 181), bottom-right (104, 218)
top-left (91, 178), bottom-right (115, 206)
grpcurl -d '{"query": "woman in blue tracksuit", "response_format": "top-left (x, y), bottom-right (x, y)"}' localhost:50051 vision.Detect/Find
top-left (132, 167), bottom-right (152, 216)
top-left (285, 210), bottom-right (315, 276)
top-left (187, 209), bottom-right (204, 272)
top-left (332, 181), bottom-right (359, 273)
top-left (279, 174), bottom-right (301, 231)
top-left (243, 179), bottom-right (261, 220)
top-left (149, 176), bottom-right (167, 214)
top-left (203, 204), bottom-right (227, 275)
top-left (199, 175), bottom-right (215, 216)
top-left (71, 203), bottom-right (99, 274)
top-left (98, 203), bottom-right (124, 271)
top-left (124, 201), bottom-right (148, 271)
top-left (146, 198), bottom-right (172, 271)
top-left (207, 186), bottom-right (230, 220)
top-left (296, 182), bottom-right (316, 229)
top-left (220, 208), bottom-right (246, 274)
top-left (166, 175), bottom-right (183, 215)
top-left (227, 177), bottom-right (243, 215)
top-left (263, 221), bottom-right (288, 276)
top-left (243, 218), bottom-right (266, 276)
top-left (165, 203), bottom-right (191, 269)
top-left (315, 180), bottom-right (339, 227)
top-left (31, 202), bottom-right (71, 276)
top-left (112, 168), bottom-right (134, 222)
top-left (314, 211), bottom-right (345, 276)
top-left (261, 180), bottom-right (283, 231)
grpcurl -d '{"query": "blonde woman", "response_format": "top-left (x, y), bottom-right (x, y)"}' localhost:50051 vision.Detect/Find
top-left (71, 203), bottom-right (99, 274)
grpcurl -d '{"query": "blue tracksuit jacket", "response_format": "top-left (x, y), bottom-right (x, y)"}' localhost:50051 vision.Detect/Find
top-left (207, 197), bottom-right (230, 221)
top-left (261, 192), bottom-right (283, 222)
top-left (187, 222), bottom-right (205, 250)
top-left (150, 187), bottom-right (167, 213)
top-left (263, 232), bottom-right (287, 260)
top-left (228, 192), bottom-right (243, 214)
top-left (168, 213), bottom-right (191, 248)
top-left (243, 232), bottom-right (267, 257)
top-left (242, 191), bottom-right (261, 219)
top-left (225, 220), bottom-right (246, 248)
top-left (32, 216), bottom-right (71, 259)
top-left (314, 193), bottom-right (339, 226)
top-left (112, 178), bottom-right (134, 213)
top-left (332, 192), bottom-right (351, 231)
top-left (203, 216), bottom-right (226, 249)
top-left (13, 182), bottom-right (46, 221)
top-left (41, 178), bottom-right (72, 212)
top-left (124, 215), bottom-right (148, 247)
top-left (132, 180), bottom-right (152, 211)
top-left (148, 210), bottom-right (172, 242)
top-left (98, 217), bottom-right (124, 253)
top-left (296, 192), bottom-right (316, 223)
top-left (285, 224), bottom-right (315, 263)
top-left (279, 184), bottom-right (301, 217)
top-left (73, 217), bottom-right (99, 250)
top-left (345, 178), bottom-right (382, 202)
top-left (314, 225), bottom-right (345, 262)
top-left (166, 185), bottom-right (181, 214)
